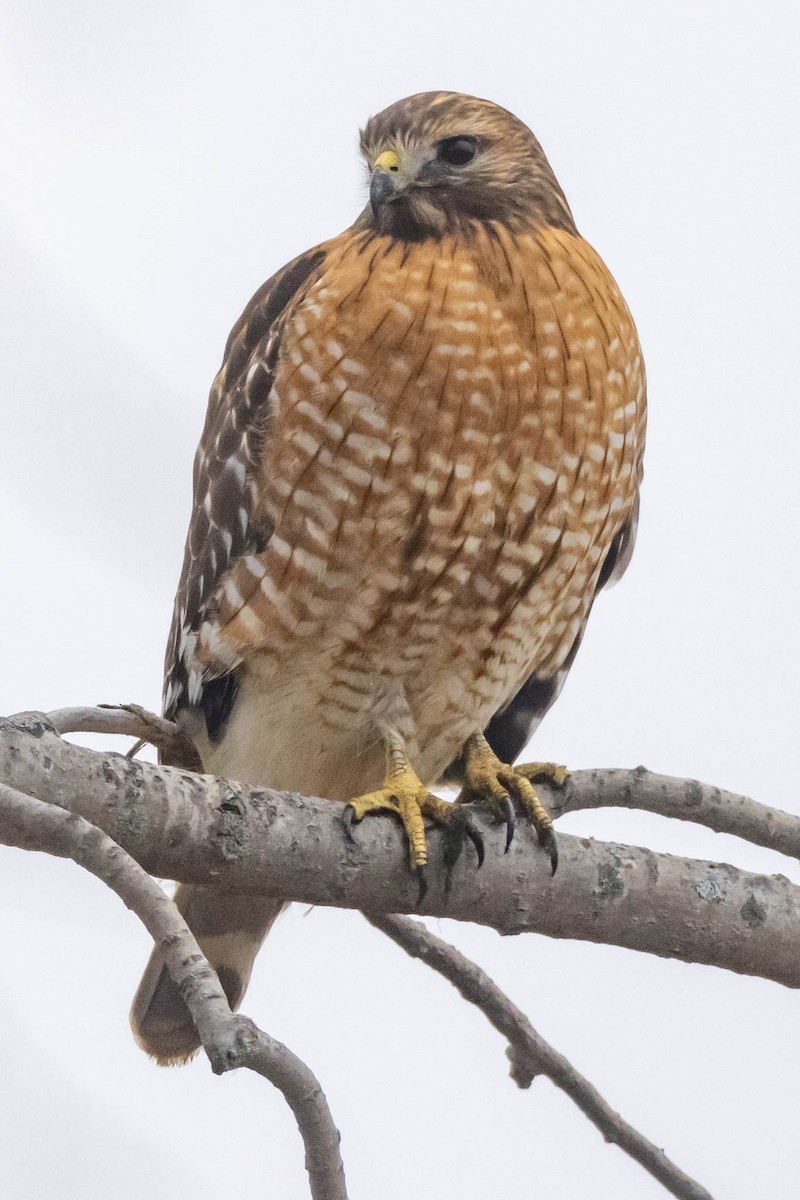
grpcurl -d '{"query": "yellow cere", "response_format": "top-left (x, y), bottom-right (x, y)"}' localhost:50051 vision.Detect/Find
top-left (373, 149), bottom-right (400, 172)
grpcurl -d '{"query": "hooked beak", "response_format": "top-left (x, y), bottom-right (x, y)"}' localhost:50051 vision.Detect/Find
top-left (370, 149), bottom-right (401, 216)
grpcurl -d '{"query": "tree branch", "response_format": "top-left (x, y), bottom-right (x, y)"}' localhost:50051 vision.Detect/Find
top-left (0, 777), bottom-right (346, 1200)
top-left (2, 711), bottom-right (798, 990)
top-left (366, 913), bottom-right (712, 1200)
top-left (544, 764), bottom-right (800, 861)
top-left (53, 704), bottom-right (800, 863)
top-left (3, 706), bottom-right (794, 1198)
top-left (48, 703), bottom-right (202, 769)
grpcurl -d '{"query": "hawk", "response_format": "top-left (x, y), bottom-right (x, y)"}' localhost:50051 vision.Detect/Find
top-left (131, 91), bottom-right (646, 1063)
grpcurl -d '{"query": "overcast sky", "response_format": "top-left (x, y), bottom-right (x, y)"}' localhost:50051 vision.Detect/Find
top-left (1, 3), bottom-right (799, 1198)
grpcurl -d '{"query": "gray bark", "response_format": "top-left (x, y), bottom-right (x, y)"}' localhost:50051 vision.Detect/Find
top-left (2, 711), bottom-right (798, 989)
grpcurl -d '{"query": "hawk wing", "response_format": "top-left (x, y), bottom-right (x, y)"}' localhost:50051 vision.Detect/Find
top-left (441, 494), bottom-right (641, 781)
top-left (480, 493), bottom-right (642, 766)
top-left (162, 248), bottom-right (326, 735)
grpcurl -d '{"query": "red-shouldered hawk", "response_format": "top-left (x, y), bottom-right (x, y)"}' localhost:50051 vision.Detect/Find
top-left (131, 91), bottom-right (646, 1063)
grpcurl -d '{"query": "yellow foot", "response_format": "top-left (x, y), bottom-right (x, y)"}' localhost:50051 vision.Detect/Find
top-left (343, 766), bottom-right (484, 903)
top-left (458, 734), bottom-right (561, 875)
top-left (515, 761), bottom-right (570, 789)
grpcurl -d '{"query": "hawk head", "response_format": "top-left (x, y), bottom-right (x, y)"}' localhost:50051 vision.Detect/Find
top-left (358, 91), bottom-right (576, 241)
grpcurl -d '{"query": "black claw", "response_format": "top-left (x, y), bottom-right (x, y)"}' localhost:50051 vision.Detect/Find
top-left (502, 797), bottom-right (516, 852)
top-left (441, 809), bottom-right (483, 898)
top-left (343, 805), bottom-right (357, 844)
top-left (442, 821), bottom-right (465, 872)
top-left (463, 813), bottom-right (485, 868)
top-left (416, 865), bottom-right (428, 907)
top-left (542, 828), bottom-right (559, 876)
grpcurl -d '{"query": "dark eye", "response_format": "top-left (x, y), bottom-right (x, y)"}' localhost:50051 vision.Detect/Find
top-left (437, 136), bottom-right (478, 167)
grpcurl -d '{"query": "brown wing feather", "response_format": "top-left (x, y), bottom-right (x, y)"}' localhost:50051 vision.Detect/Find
top-left (463, 499), bottom-right (641, 774)
top-left (442, 472), bottom-right (642, 780)
top-left (162, 248), bottom-right (326, 722)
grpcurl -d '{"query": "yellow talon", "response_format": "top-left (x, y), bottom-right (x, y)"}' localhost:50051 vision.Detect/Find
top-left (345, 766), bottom-right (434, 869)
top-left (343, 732), bottom-right (488, 897)
top-left (516, 760), bottom-right (570, 788)
top-left (460, 733), bottom-right (560, 874)
top-left (498, 768), bottom-right (553, 837)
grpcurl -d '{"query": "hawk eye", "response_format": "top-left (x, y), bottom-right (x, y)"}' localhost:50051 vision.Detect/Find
top-left (437, 136), bottom-right (478, 167)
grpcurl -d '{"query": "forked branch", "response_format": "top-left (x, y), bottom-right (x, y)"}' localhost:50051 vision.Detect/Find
top-left (0, 778), bottom-right (346, 1200)
top-left (3, 704), bottom-right (798, 1199)
top-left (3, 711), bottom-right (799, 988)
top-left (366, 913), bottom-right (712, 1200)
top-left (48, 704), bottom-right (800, 863)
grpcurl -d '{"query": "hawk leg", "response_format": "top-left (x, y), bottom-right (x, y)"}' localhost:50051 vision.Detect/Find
top-left (458, 731), bottom-right (561, 874)
top-left (343, 729), bottom-right (483, 902)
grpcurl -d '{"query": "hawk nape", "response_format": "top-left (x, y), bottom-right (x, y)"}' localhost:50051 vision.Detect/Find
top-left (131, 91), bottom-right (646, 1064)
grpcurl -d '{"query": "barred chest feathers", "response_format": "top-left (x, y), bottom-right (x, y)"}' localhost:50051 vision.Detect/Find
top-left (187, 223), bottom-right (643, 796)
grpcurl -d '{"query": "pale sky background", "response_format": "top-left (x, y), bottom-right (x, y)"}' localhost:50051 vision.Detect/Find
top-left (1, 3), bottom-right (799, 1198)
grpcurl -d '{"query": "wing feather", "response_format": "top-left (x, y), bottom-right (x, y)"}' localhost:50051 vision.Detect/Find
top-left (163, 248), bottom-right (326, 722)
top-left (441, 501), bottom-right (641, 782)
top-left (482, 503), bottom-right (640, 766)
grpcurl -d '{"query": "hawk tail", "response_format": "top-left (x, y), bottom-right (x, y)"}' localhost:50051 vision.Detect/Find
top-left (130, 884), bottom-right (286, 1065)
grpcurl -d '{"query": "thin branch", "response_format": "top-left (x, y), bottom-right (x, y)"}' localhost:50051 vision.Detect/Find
top-left (366, 913), bottom-right (712, 1200)
top-left (540, 765), bottom-right (800, 862)
top-left (48, 704), bottom-right (202, 770)
top-left (0, 779), bottom-right (346, 1200)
